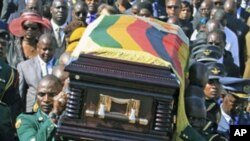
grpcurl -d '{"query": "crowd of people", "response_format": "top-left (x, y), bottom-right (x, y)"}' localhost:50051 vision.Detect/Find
top-left (0, 0), bottom-right (250, 141)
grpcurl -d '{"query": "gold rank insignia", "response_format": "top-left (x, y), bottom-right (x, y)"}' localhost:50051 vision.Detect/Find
top-left (203, 49), bottom-right (212, 56)
top-left (211, 67), bottom-right (220, 75)
top-left (15, 119), bottom-right (22, 129)
top-left (243, 85), bottom-right (250, 94)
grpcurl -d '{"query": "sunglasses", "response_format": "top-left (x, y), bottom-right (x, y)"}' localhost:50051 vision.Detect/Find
top-left (23, 24), bottom-right (39, 30)
top-left (208, 42), bottom-right (221, 46)
top-left (167, 5), bottom-right (179, 9)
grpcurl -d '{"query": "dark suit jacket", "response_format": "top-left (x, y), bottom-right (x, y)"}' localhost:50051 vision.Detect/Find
top-left (239, 7), bottom-right (250, 23)
top-left (50, 24), bottom-right (67, 59)
top-left (226, 14), bottom-right (249, 75)
top-left (223, 50), bottom-right (240, 77)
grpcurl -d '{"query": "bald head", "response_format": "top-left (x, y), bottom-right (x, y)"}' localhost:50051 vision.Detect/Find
top-left (59, 52), bottom-right (71, 65)
top-left (37, 33), bottom-right (56, 63)
top-left (213, 8), bottom-right (227, 26)
top-left (224, 0), bottom-right (236, 15)
top-left (38, 75), bottom-right (62, 91)
top-left (26, 0), bottom-right (42, 13)
top-left (206, 19), bottom-right (222, 32)
top-left (52, 64), bottom-right (69, 85)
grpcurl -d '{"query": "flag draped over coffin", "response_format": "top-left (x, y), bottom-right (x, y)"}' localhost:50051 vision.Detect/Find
top-left (72, 15), bottom-right (190, 140)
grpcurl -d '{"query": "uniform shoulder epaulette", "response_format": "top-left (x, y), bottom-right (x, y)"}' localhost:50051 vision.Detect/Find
top-left (0, 100), bottom-right (7, 106)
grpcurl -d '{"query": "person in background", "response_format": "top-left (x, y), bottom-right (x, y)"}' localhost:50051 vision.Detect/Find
top-left (71, 1), bottom-right (88, 24)
top-left (97, 3), bottom-right (118, 17)
top-left (17, 33), bottom-right (57, 112)
top-left (178, 0), bottom-right (194, 38)
top-left (50, 0), bottom-right (68, 58)
top-left (138, 1), bottom-right (153, 17)
top-left (8, 0), bottom-right (43, 24)
top-left (8, 10), bottom-right (51, 69)
top-left (218, 77), bottom-right (250, 139)
top-left (85, 0), bottom-right (99, 24)
top-left (165, 0), bottom-right (181, 19)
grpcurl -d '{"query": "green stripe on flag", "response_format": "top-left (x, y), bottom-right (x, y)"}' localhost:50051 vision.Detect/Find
top-left (89, 16), bottom-right (122, 48)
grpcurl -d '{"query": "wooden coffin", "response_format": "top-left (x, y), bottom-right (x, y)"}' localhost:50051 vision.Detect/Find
top-left (57, 54), bottom-right (180, 141)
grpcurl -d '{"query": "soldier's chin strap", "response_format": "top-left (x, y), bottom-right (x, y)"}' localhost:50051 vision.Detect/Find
top-left (0, 68), bottom-right (14, 101)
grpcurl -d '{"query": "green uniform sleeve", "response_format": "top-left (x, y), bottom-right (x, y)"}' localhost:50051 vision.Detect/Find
top-left (16, 113), bottom-right (56, 141)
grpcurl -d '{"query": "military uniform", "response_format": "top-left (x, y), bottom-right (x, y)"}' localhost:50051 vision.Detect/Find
top-left (16, 108), bottom-right (57, 141)
top-left (218, 77), bottom-right (250, 139)
top-left (0, 59), bottom-right (22, 141)
top-left (0, 101), bottom-right (15, 141)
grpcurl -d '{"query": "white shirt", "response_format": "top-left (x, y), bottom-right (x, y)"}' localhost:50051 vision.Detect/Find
top-left (220, 104), bottom-right (231, 124)
top-left (51, 19), bottom-right (67, 43)
top-left (224, 27), bottom-right (240, 67)
top-left (38, 56), bottom-right (55, 77)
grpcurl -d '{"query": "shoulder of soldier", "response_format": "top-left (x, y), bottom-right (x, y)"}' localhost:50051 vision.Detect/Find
top-left (15, 112), bottom-right (37, 129)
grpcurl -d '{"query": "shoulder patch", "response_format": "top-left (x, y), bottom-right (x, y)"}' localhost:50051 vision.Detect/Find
top-left (15, 119), bottom-right (22, 129)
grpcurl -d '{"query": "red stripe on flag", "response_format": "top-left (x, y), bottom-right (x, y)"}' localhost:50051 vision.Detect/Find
top-left (162, 34), bottom-right (183, 77)
top-left (127, 20), bottom-right (158, 57)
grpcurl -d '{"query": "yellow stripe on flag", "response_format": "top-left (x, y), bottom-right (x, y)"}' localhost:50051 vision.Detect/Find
top-left (107, 16), bottom-right (142, 51)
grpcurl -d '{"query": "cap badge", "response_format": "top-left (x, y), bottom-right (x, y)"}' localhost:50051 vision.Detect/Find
top-left (211, 67), bottom-right (220, 75)
top-left (203, 49), bottom-right (212, 56)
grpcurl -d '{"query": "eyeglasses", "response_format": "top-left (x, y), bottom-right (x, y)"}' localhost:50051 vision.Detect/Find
top-left (167, 5), bottom-right (179, 9)
top-left (23, 24), bottom-right (39, 30)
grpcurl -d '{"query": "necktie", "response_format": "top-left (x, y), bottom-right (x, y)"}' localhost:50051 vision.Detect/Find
top-left (56, 28), bottom-right (62, 47)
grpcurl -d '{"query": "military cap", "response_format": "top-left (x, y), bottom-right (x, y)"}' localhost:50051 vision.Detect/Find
top-left (190, 32), bottom-right (208, 49)
top-left (0, 21), bottom-right (9, 40)
top-left (220, 77), bottom-right (250, 99)
top-left (191, 44), bottom-right (222, 62)
top-left (206, 62), bottom-right (227, 79)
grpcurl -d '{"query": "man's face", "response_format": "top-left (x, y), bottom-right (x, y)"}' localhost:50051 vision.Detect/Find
top-left (204, 79), bottom-right (222, 100)
top-left (199, 2), bottom-right (211, 17)
top-left (85, 0), bottom-right (99, 14)
top-left (223, 94), bottom-right (247, 116)
top-left (26, 0), bottom-right (40, 12)
top-left (72, 4), bottom-right (87, 22)
top-left (179, 5), bottom-right (191, 20)
top-left (37, 38), bottom-right (55, 63)
top-left (139, 8), bottom-right (152, 17)
top-left (50, 0), bottom-right (68, 25)
top-left (37, 80), bottom-right (61, 114)
top-left (166, 0), bottom-right (181, 17)
top-left (207, 33), bottom-right (225, 54)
